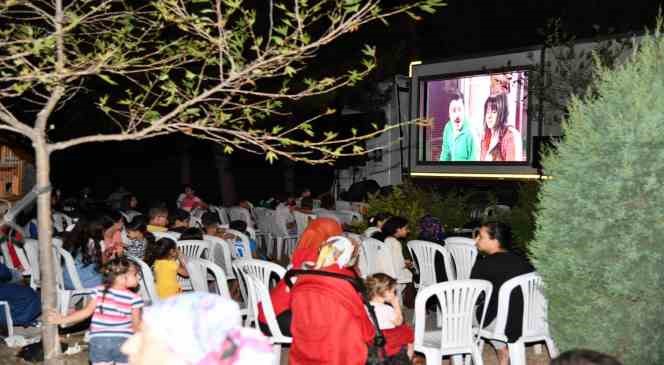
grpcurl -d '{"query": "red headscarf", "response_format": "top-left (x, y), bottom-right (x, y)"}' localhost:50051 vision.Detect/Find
top-left (291, 217), bottom-right (342, 268)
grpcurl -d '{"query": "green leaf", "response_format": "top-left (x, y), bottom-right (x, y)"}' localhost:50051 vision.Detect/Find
top-left (99, 74), bottom-right (117, 85)
top-left (265, 151), bottom-right (278, 163)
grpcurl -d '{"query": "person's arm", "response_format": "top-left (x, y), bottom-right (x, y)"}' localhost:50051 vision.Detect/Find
top-left (176, 254), bottom-right (189, 277)
top-left (388, 297), bottom-right (404, 327)
top-left (47, 297), bottom-right (97, 325)
top-left (131, 307), bottom-right (142, 332)
top-left (440, 125), bottom-right (450, 161)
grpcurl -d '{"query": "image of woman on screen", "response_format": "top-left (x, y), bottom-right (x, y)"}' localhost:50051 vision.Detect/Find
top-left (480, 93), bottom-right (522, 162)
top-left (439, 91), bottom-right (477, 161)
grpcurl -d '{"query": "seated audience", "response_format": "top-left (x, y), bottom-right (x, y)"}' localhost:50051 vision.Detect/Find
top-left (169, 208), bottom-right (190, 233)
top-left (121, 293), bottom-right (273, 364)
top-left (364, 212), bottom-right (391, 238)
top-left (0, 262), bottom-right (41, 327)
top-left (147, 207), bottom-right (169, 233)
top-left (289, 236), bottom-right (374, 365)
top-left (418, 214), bottom-right (446, 244)
top-left (61, 217), bottom-right (103, 289)
top-left (179, 227), bottom-right (204, 241)
top-left (228, 220), bottom-right (257, 258)
top-left (124, 215), bottom-right (154, 260)
top-left (375, 216), bottom-right (413, 284)
top-left (119, 194), bottom-right (141, 217)
top-left (201, 211), bottom-right (225, 237)
top-left (146, 238), bottom-right (189, 300)
top-left (366, 273), bottom-right (414, 359)
top-left (297, 197), bottom-right (314, 214)
top-left (551, 349), bottom-right (622, 365)
top-left (101, 210), bottom-right (125, 260)
top-left (314, 194), bottom-right (341, 224)
top-left (291, 217), bottom-right (343, 268)
top-left (275, 193), bottom-right (297, 235)
top-left (470, 222), bottom-right (534, 365)
top-left (295, 188), bottom-right (311, 207)
top-left (176, 185), bottom-right (207, 212)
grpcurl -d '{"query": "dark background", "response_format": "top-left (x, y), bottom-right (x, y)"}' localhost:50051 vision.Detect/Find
top-left (46, 0), bottom-right (662, 206)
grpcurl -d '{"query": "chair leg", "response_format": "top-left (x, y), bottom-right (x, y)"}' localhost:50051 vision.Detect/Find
top-left (276, 238), bottom-right (284, 261)
top-left (507, 342), bottom-right (526, 365)
top-left (272, 344), bottom-right (282, 365)
top-left (451, 354), bottom-right (463, 365)
top-left (544, 336), bottom-right (559, 359)
top-left (471, 347), bottom-right (484, 365)
top-left (534, 343), bottom-right (542, 354)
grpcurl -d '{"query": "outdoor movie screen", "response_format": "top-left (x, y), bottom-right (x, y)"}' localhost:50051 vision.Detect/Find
top-left (419, 70), bottom-right (529, 163)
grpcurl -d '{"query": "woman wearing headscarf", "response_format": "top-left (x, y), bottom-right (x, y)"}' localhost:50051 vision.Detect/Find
top-left (289, 236), bottom-right (375, 365)
top-left (290, 217), bottom-right (343, 268)
top-left (257, 217), bottom-right (343, 337)
top-left (121, 292), bottom-right (273, 365)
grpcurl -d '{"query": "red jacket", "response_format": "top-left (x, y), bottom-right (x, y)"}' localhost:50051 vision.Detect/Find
top-left (289, 266), bottom-right (375, 365)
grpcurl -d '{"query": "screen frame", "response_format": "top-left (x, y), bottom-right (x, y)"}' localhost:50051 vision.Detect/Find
top-left (408, 47), bottom-right (543, 178)
top-left (416, 65), bottom-right (533, 166)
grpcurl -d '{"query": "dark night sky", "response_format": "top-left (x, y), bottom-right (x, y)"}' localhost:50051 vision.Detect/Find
top-left (49, 0), bottom-right (662, 205)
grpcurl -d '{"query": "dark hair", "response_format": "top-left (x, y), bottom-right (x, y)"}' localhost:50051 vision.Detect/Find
top-left (120, 194), bottom-right (137, 211)
top-left (170, 208), bottom-right (190, 225)
top-left (449, 90), bottom-right (464, 104)
top-left (99, 257), bottom-right (137, 313)
top-left (481, 221), bottom-right (514, 250)
top-left (62, 216), bottom-right (101, 268)
top-left (229, 220), bottom-right (247, 233)
top-left (368, 212), bottom-right (391, 227)
top-left (300, 197), bottom-right (314, 210)
top-left (126, 214), bottom-right (147, 233)
top-left (483, 93), bottom-right (509, 131)
top-left (381, 216), bottom-right (409, 238)
top-left (148, 206), bottom-right (168, 221)
top-left (201, 211), bottom-right (220, 228)
top-left (180, 227), bottom-right (204, 241)
top-left (145, 237), bottom-right (178, 266)
top-left (551, 349), bottom-right (622, 365)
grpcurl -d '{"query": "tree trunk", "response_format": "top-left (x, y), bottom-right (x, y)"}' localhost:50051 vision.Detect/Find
top-left (35, 139), bottom-right (61, 364)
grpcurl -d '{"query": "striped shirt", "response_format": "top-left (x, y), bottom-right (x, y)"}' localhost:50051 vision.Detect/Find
top-left (89, 286), bottom-right (144, 338)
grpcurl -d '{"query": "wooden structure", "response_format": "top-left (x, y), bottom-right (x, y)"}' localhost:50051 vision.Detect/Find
top-left (0, 145), bottom-right (29, 200)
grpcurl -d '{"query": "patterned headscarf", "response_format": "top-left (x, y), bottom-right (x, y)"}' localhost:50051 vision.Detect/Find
top-left (143, 293), bottom-right (273, 364)
top-left (418, 214), bottom-right (446, 244)
top-left (315, 236), bottom-right (356, 269)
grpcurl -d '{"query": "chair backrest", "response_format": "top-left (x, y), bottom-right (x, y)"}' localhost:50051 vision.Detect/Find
top-left (233, 258), bottom-right (286, 289)
top-left (271, 208), bottom-right (291, 238)
top-left (126, 255), bottom-right (158, 305)
top-left (177, 240), bottom-right (209, 259)
top-left (204, 235), bottom-right (234, 279)
top-left (414, 279), bottom-right (492, 352)
top-left (209, 205), bottom-right (230, 226)
top-left (23, 239), bottom-right (40, 288)
top-left (359, 237), bottom-right (383, 277)
top-left (52, 212), bottom-right (73, 233)
top-left (254, 208), bottom-right (274, 235)
top-left (53, 244), bottom-right (83, 290)
top-left (152, 231), bottom-right (181, 241)
top-left (187, 258), bottom-right (231, 298)
top-left (335, 200), bottom-right (352, 211)
top-left (189, 207), bottom-right (206, 228)
top-left (335, 210), bottom-right (363, 225)
top-left (407, 240), bottom-right (456, 286)
top-left (244, 274), bottom-right (292, 343)
top-left (225, 229), bottom-right (252, 259)
top-left (363, 226), bottom-right (380, 238)
top-left (493, 272), bottom-right (550, 341)
top-left (228, 206), bottom-right (252, 226)
top-left (444, 236), bottom-right (478, 280)
top-left (293, 211), bottom-right (316, 236)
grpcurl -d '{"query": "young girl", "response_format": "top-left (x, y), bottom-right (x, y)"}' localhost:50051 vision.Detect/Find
top-left (365, 273), bottom-right (414, 359)
top-left (124, 215), bottom-right (154, 260)
top-left (146, 238), bottom-right (189, 299)
top-left (47, 257), bottom-right (144, 365)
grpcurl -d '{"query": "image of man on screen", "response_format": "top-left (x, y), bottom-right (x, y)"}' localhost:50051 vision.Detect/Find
top-left (439, 91), bottom-right (477, 161)
top-left (480, 93), bottom-right (522, 161)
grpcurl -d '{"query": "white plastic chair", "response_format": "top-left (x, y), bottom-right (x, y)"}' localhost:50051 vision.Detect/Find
top-left (186, 258), bottom-right (231, 298)
top-left (52, 245), bottom-right (95, 318)
top-left (232, 259), bottom-right (286, 327)
top-left (407, 240), bottom-right (456, 287)
top-left (152, 231), bottom-right (181, 241)
top-left (23, 239), bottom-right (40, 289)
top-left (204, 235), bottom-right (234, 280)
top-left (209, 205), bottom-right (230, 226)
top-left (244, 274), bottom-right (291, 365)
top-left (189, 207), bottom-right (206, 228)
top-left (444, 237), bottom-right (478, 280)
top-left (229, 206), bottom-right (254, 228)
top-left (126, 255), bottom-right (158, 305)
top-left (0, 301), bottom-right (13, 338)
top-left (414, 279), bottom-right (493, 365)
top-left (52, 212), bottom-right (73, 233)
top-left (177, 240), bottom-right (209, 259)
top-left (270, 211), bottom-right (297, 261)
top-left (293, 211), bottom-right (316, 237)
top-left (478, 273), bottom-right (558, 365)
top-left (255, 208), bottom-right (277, 257)
top-left (335, 210), bottom-right (363, 225)
top-left (358, 237), bottom-right (382, 278)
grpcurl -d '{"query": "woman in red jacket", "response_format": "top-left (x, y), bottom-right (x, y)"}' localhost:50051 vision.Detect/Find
top-left (289, 236), bottom-right (374, 365)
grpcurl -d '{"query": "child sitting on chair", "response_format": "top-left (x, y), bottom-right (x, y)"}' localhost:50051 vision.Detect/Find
top-left (365, 273), bottom-right (414, 359)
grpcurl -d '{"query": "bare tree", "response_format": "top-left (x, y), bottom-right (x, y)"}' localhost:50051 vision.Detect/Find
top-left (0, 0), bottom-right (442, 362)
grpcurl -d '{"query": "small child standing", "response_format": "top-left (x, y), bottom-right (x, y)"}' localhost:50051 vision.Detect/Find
top-left (365, 273), bottom-right (414, 359)
top-left (146, 237), bottom-right (189, 299)
top-left (47, 257), bottom-right (143, 365)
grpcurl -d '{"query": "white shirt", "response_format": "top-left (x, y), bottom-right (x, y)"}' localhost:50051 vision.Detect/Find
top-left (376, 237), bottom-right (413, 284)
top-left (369, 302), bottom-right (396, 329)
